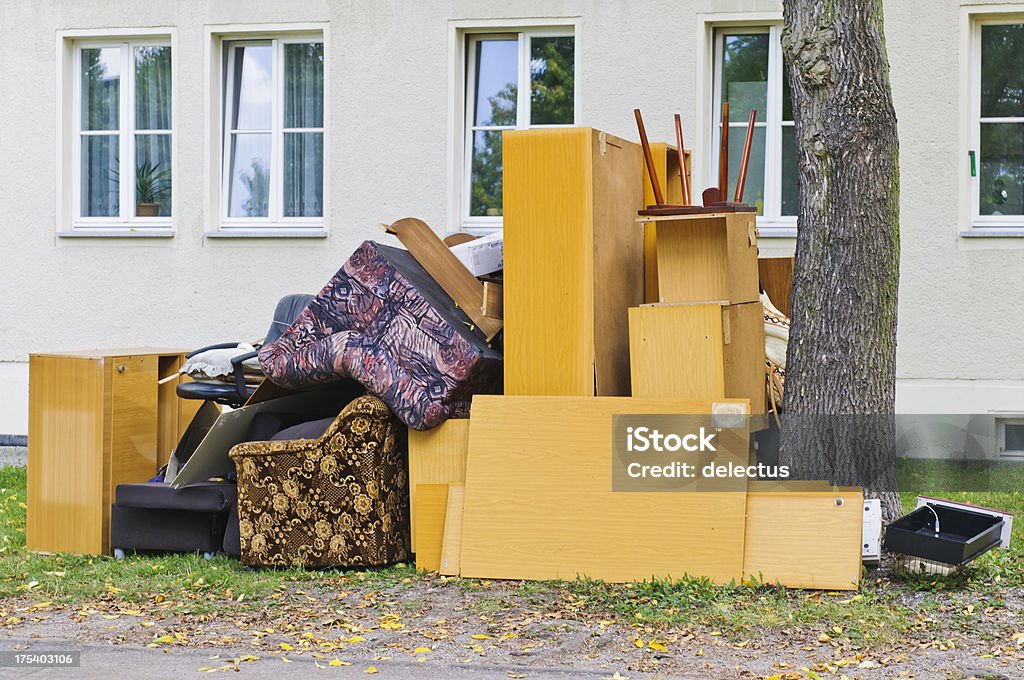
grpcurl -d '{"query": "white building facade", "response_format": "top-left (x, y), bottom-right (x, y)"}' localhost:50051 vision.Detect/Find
top-left (1, 0), bottom-right (1024, 444)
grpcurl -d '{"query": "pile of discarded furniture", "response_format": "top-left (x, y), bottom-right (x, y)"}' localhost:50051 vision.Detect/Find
top-left (25, 113), bottom-right (1010, 588)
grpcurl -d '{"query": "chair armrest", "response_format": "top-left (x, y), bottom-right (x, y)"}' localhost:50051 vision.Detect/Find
top-left (186, 342), bottom-right (242, 359)
top-left (230, 350), bottom-right (260, 398)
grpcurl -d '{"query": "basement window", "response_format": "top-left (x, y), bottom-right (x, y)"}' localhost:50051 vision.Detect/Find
top-left (997, 418), bottom-right (1024, 457)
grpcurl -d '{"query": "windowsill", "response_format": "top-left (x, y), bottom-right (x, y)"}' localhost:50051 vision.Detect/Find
top-left (205, 228), bottom-right (327, 239)
top-left (961, 228), bottom-right (1024, 238)
top-left (57, 228), bottom-right (174, 238)
top-left (756, 225), bottom-right (797, 239)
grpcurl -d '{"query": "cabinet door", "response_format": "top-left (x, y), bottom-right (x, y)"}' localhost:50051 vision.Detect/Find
top-left (105, 355), bottom-right (159, 550)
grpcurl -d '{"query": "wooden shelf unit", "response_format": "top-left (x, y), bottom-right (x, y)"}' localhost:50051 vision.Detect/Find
top-left (27, 348), bottom-right (200, 555)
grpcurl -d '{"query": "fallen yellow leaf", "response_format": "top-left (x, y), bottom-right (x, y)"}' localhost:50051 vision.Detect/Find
top-left (365, 667), bottom-right (378, 675)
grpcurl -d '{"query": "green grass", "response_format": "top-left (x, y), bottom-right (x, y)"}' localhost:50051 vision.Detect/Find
top-left (0, 466), bottom-right (416, 614)
top-left (0, 464), bottom-right (1021, 650)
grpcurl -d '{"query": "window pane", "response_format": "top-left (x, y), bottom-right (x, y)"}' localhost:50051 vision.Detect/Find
top-left (722, 125), bottom-right (766, 215)
top-left (81, 47), bottom-right (120, 131)
top-left (81, 135), bottom-right (119, 217)
top-left (230, 45), bottom-right (273, 130)
top-left (284, 43), bottom-right (324, 129)
top-left (283, 132), bottom-right (323, 217)
top-left (781, 125), bottom-right (798, 216)
top-left (979, 122), bottom-right (1024, 216)
top-left (473, 39), bottom-right (518, 126)
top-left (135, 134), bottom-right (172, 217)
top-left (981, 24), bottom-right (1024, 118)
top-left (530, 36), bottom-right (574, 124)
top-left (228, 134), bottom-right (271, 217)
top-left (470, 130), bottom-right (503, 216)
top-left (720, 33), bottom-right (768, 123)
top-left (135, 46), bottom-right (171, 130)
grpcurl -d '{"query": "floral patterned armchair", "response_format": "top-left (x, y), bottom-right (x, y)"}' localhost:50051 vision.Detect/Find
top-left (229, 395), bottom-right (409, 568)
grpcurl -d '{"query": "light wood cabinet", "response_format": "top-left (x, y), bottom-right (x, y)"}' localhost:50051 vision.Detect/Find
top-left (502, 127), bottom-right (644, 397)
top-left (27, 349), bottom-right (200, 555)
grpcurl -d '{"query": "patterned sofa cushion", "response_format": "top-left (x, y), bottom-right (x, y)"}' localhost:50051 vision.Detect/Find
top-left (258, 240), bottom-right (502, 430)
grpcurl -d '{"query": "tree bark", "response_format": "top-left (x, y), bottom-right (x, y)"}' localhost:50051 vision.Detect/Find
top-left (780, 0), bottom-right (902, 520)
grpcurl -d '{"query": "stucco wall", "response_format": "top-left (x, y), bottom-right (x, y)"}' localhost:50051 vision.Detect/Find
top-left (0, 0), bottom-right (1022, 434)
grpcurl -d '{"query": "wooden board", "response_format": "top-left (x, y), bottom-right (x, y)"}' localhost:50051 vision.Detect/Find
top-left (722, 302), bottom-right (767, 415)
top-left (414, 484), bottom-right (449, 572)
top-left (27, 355), bottom-right (105, 554)
top-left (743, 483), bottom-right (863, 590)
top-left (759, 257), bottom-right (794, 318)
top-left (649, 212), bottom-right (759, 305)
top-left (629, 304), bottom-right (725, 399)
top-left (383, 218), bottom-right (502, 340)
top-left (460, 396), bottom-right (750, 583)
top-left (503, 128), bottom-right (643, 397)
top-left (408, 419), bottom-right (469, 550)
top-left (439, 484), bottom-right (465, 576)
top-left (591, 131), bottom-right (645, 396)
top-left (482, 281), bottom-right (503, 320)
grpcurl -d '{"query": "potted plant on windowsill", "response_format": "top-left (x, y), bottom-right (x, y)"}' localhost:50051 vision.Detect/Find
top-left (136, 161), bottom-right (171, 217)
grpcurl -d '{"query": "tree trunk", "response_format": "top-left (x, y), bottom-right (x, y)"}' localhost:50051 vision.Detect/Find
top-left (780, 0), bottom-right (902, 520)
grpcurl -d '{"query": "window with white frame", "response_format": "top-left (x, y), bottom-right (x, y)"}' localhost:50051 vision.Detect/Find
top-left (220, 36), bottom-right (323, 227)
top-left (972, 20), bottom-right (1024, 225)
top-left (461, 30), bottom-right (575, 228)
top-left (74, 40), bottom-right (172, 225)
top-left (712, 26), bottom-right (797, 227)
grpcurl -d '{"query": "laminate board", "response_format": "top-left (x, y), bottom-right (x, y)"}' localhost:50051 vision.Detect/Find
top-left (414, 484), bottom-right (449, 572)
top-left (439, 484), bottom-right (465, 576)
top-left (408, 419), bottom-right (469, 550)
top-left (743, 483), bottom-right (863, 590)
top-left (460, 396), bottom-right (750, 583)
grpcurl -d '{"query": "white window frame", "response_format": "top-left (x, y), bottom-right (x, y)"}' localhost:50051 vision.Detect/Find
top-left (57, 29), bottom-right (175, 235)
top-left (968, 14), bottom-right (1024, 231)
top-left (204, 24), bottom-right (329, 237)
top-left (711, 24), bottom-right (796, 235)
top-left (448, 19), bottom-right (580, 234)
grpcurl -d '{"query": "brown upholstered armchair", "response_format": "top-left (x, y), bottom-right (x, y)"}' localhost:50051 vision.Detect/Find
top-left (229, 395), bottom-right (410, 568)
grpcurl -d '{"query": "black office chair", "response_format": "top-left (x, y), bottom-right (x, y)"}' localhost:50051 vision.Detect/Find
top-left (176, 293), bottom-right (313, 407)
